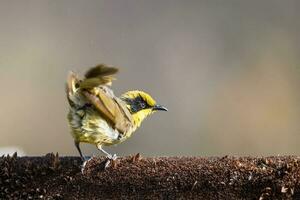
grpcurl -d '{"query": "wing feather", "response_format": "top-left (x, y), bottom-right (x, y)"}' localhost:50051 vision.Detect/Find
top-left (83, 89), bottom-right (133, 134)
top-left (85, 64), bottom-right (118, 78)
top-left (79, 64), bottom-right (133, 134)
top-left (80, 64), bottom-right (118, 88)
top-left (82, 90), bottom-right (116, 126)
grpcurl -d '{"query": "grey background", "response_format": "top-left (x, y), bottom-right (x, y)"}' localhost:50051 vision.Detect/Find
top-left (0, 0), bottom-right (300, 156)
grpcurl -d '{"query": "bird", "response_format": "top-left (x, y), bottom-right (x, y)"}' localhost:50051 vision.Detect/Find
top-left (66, 64), bottom-right (167, 166)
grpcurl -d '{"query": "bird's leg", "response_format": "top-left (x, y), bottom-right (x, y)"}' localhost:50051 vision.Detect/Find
top-left (74, 141), bottom-right (85, 162)
top-left (74, 141), bottom-right (92, 173)
top-left (96, 144), bottom-right (117, 160)
top-left (96, 144), bottom-right (117, 168)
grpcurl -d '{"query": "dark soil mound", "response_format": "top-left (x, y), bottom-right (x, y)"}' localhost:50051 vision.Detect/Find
top-left (1, 153), bottom-right (299, 199)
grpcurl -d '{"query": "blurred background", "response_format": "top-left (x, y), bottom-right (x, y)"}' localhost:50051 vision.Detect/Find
top-left (0, 0), bottom-right (300, 157)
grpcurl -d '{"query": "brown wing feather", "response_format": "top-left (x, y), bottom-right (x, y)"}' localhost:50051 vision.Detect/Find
top-left (80, 77), bottom-right (110, 89)
top-left (113, 97), bottom-right (134, 133)
top-left (80, 64), bottom-right (132, 134)
top-left (82, 90), bottom-right (116, 126)
top-left (80, 64), bottom-right (118, 89)
top-left (82, 88), bottom-right (133, 134)
top-left (114, 98), bottom-right (133, 123)
top-left (85, 64), bottom-right (118, 78)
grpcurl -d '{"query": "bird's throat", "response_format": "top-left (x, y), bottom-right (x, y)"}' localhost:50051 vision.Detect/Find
top-left (131, 109), bottom-right (152, 129)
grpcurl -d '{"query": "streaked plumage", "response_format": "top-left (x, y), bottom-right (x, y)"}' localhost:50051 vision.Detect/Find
top-left (66, 64), bottom-right (167, 162)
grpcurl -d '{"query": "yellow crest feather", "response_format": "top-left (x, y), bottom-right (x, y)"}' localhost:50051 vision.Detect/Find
top-left (121, 90), bottom-right (156, 107)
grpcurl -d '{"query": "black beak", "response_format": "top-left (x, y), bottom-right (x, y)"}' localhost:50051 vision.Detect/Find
top-left (153, 104), bottom-right (168, 111)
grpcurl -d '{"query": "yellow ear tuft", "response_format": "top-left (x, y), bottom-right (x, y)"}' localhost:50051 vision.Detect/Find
top-left (121, 90), bottom-right (156, 107)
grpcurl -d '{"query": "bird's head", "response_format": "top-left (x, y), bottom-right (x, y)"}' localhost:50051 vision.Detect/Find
top-left (121, 90), bottom-right (167, 128)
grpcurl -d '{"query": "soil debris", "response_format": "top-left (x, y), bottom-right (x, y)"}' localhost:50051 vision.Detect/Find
top-left (1, 154), bottom-right (300, 199)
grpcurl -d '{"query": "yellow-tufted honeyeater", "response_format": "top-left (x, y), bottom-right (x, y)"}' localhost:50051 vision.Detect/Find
top-left (66, 64), bottom-right (167, 166)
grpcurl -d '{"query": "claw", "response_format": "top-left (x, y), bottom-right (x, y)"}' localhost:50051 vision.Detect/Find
top-left (81, 156), bottom-right (94, 173)
top-left (104, 154), bottom-right (118, 169)
top-left (108, 154), bottom-right (118, 160)
top-left (104, 159), bottom-right (111, 169)
top-left (81, 161), bottom-right (88, 173)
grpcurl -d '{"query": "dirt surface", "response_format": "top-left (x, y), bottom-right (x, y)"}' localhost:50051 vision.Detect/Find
top-left (1, 153), bottom-right (300, 199)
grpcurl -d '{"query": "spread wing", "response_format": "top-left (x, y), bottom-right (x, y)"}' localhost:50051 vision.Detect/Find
top-left (80, 64), bottom-right (118, 89)
top-left (80, 64), bottom-right (133, 134)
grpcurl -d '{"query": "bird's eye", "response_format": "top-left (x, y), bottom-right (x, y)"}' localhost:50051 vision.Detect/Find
top-left (140, 102), bottom-right (146, 109)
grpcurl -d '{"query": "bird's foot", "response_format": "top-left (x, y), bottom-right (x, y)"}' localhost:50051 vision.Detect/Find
top-left (108, 153), bottom-right (117, 160)
top-left (104, 154), bottom-right (118, 168)
top-left (81, 155), bottom-right (95, 173)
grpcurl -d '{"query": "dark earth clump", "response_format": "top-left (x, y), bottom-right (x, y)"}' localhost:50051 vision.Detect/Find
top-left (1, 153), bottom-right (300, 199)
